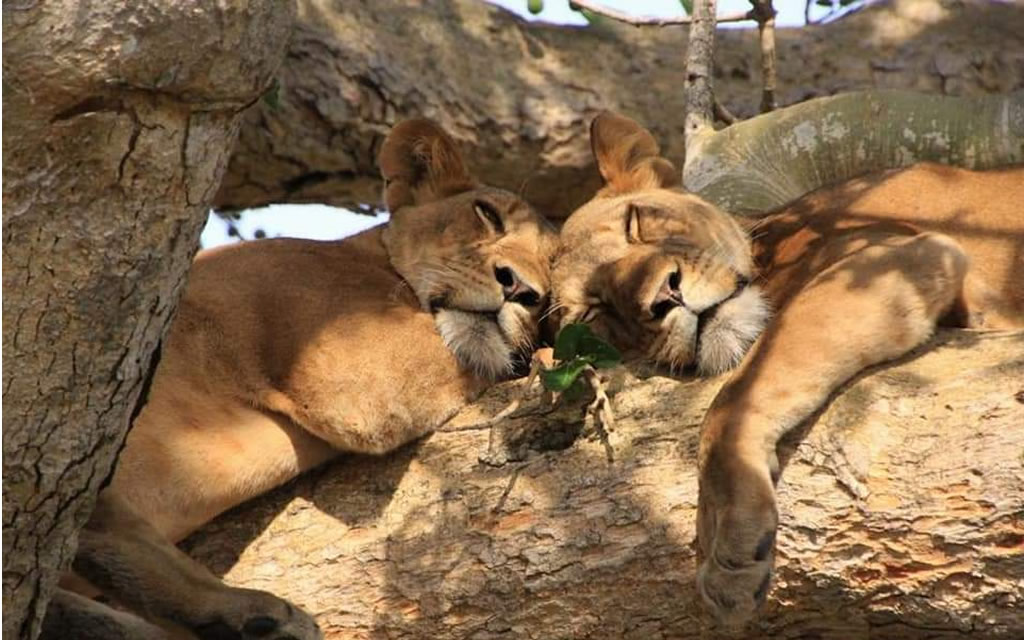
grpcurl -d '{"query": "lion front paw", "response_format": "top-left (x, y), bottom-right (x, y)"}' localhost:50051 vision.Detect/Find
top-left (695, 458), bottom-right (779, 629)
top-left (190, 588), bottom-right (322, 640)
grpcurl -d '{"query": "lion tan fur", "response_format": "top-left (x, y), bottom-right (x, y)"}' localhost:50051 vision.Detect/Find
top-left (552, 111), bottom-right (1023, 629)
top-left (52, 119), bottom-right (556, 640)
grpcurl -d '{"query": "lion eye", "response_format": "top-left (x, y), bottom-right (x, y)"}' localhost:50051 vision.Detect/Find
top-left (474, 200), bottom-right (504, 234)
top-left (650, 299), bottom-right (676, 321)
top-left (668, 269), bottom-right (681, 291)
top-left (580, 306), bottom-right (600, 323)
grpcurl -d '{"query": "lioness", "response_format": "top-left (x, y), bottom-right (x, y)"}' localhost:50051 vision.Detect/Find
top-left (47, 119), bottom-right (557, 640)
top-left (552, 111), bottom-right (1023, 627)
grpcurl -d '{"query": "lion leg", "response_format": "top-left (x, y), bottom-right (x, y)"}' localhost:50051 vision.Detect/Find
top-left (41, 588), bottom-right (171, 640)
top-left (695, 232), bottom-right (968, 627)
top-left (71, 490), bottom-right (322, 640)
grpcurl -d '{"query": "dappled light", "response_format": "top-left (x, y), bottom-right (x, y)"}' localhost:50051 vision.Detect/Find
top-left (7, 1), bottom-right (1023, 638)
top-left (183, 329), bottom-right (1024, 637)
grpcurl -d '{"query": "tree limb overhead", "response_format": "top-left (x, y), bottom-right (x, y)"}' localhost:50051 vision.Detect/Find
top-left (214, 0), bottom-right (1024, 217)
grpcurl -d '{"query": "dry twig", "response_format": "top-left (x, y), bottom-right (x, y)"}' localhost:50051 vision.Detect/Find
top-left (582, 366), bottom-right (616, 463)
top-left (713, 98), bottom-right (738, 125)
top-left (439, 355), bottom-right (548, 433)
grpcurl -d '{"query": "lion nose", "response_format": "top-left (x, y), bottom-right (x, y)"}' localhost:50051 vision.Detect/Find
top-left (650, 270), bottom-right (684, 320)
top-left (494, 266), bottom-right (540, 306)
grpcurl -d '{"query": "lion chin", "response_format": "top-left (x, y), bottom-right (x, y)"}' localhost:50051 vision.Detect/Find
top-left (696, 286), bottom-right (771, 376)
top-left (434, 307), bottom-right (532, 380)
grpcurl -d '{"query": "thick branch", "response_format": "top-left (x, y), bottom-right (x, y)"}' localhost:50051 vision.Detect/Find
top-left (683, 90), bottom-right (1024, 215)
top-left (185, 330), bottom-right (1024, 638)
top-left (214, 0), bottom-right (1024, 217)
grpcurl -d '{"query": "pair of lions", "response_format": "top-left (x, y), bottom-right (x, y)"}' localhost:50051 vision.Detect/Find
top-left (50, 114), bottom-right (1023, 638)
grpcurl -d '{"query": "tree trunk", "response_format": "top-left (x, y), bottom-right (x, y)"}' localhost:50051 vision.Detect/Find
top-left (1, 3), bottom-right (294, 638)
top-left (214, 0), bottom-right (1024, 217)
top-left (184, 329), bottom-right (1024, 639)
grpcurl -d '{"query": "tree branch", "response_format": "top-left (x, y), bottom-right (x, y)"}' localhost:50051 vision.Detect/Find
top-left (713, 97), bottom-right (738, 125)
top-left (185, 330), bottom-right (1024, 638)
top-left (683, 0), bottom-right (719, 155)
top-left (752, 0), bottom-right (778, 112)
top-left (568, 0), bottom-right (752, 26)
top-left (213, 0), bottom-right (1024, 216)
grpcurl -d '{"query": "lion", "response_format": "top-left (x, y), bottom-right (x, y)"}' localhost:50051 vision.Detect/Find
top-left (551, 111), bottom-right (1023, 628)
top-left (47, 118), bottom-right (558, 640)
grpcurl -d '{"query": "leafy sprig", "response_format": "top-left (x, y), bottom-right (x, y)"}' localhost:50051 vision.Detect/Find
top-left (540, 324), bottom-right (621, 393)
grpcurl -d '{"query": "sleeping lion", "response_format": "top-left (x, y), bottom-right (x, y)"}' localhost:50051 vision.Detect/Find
top-left (46, 118), bottom-right (557, 640)
top-left (551, 111), bottom-right (1023, 627)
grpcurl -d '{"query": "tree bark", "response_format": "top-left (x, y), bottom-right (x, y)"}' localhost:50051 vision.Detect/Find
top-left (685, 90), bottom-right (1024, 215)
top-left (1, 3), bottom-right (294, 638)
top-left (214, 0), bottom-right (1024, 217)
top-left (184, 330), bottom-right (1024, 639)
top-left (683, 0), bottom-right (718, 153)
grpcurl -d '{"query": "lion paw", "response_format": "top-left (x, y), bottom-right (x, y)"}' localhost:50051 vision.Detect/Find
top-left (190, 588), bottom-right (322, 640)
top-left (695, 462), bottom-right (779, 628)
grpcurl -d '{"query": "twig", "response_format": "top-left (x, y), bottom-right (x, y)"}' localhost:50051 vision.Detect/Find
top-left (713, 98), bottom-right (738, 125)
top-left (582, 366), bottom-right (616, 463)
top-left (752, 0), bottom-right (778, 113)
top-left (568, 0), bottom-right (753, 27)
top-left (439, 353), bottom-right (548, 433)
top-left (491, 464), bottom-right (524, 514)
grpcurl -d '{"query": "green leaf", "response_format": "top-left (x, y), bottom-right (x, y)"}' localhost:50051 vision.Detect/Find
top-left (578, 333), bottom-right (621, 369)
top-left (679, 0), bottom-right (693, 15)
top-left (527, 0), bottom-right (543, 14)
top-left (553, 323), bottom-right (590, 360)
top-left (540, 358), bottom-right (590, 392)
top-left (552, 323), bottom-right (621, 369)
top-left (577, 8), bottom-right (602, 25)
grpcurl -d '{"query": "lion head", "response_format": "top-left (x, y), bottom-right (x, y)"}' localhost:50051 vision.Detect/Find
top-left (552, 112), bottom-right (769, 375)
top-left (379, 119), bottom-right (558, 380)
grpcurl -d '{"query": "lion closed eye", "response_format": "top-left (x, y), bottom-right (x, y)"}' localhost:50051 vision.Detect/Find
top-left (552, 112), bottom-right (770, 375)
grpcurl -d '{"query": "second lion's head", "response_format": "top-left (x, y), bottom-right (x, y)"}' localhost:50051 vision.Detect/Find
top-left (552, 112), bottom-right (770, 375)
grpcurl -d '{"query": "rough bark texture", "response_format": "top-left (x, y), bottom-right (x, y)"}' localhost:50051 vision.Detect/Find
top-left (682, 0), bottom-right (718, 149)
top-left (685, 90), bottom-right (1024, 215)
top-left (214, 0), bottom-right (1024, 217)
top-left (185, 330), bottom-right (1024, 639)
top-left (1, 3), bottom-right (295, 638)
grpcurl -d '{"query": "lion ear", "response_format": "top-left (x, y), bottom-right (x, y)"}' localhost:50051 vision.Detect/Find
top-left (379, 118), bottom-right (477, 211)
top-left (590, 111), bottom-right (680, 194)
